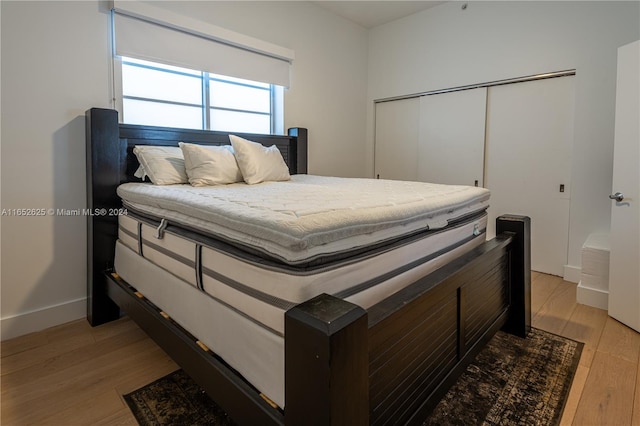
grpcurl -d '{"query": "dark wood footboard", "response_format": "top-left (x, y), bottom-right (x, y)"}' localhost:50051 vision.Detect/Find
top-left (284, 216), bottom-right (530, 425)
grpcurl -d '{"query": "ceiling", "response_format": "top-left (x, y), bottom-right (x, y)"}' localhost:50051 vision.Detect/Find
top-left (312, 1), bottom-right (446, 29)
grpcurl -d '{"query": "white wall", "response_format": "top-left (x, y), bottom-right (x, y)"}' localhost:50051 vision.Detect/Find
top-left (367, 1), bottom-right (640, 279)
top-left (0, 1), bottom-right (368, 339)
top-left (1, 1), bottom-right (112, 340)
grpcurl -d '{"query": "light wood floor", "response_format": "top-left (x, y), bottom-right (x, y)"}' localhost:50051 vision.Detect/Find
top-left (2, 272), bottom-right (639, 425)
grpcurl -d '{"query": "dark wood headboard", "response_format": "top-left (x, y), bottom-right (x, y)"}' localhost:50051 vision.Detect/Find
top-left (85, 107), bottom-right (308, 325)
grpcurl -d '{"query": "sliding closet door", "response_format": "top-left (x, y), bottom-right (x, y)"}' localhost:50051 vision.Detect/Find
top-left (374, 98), bottom-right (420, 181)
top-left (485, 76), bottom-right (575, 276)
top-left (418, 88), bottom-right (487, 186)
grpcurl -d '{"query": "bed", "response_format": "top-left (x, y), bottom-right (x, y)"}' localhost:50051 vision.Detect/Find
top-left (86, 107), bottom-right (531, 425)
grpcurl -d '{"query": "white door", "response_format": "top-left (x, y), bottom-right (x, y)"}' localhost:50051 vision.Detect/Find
top-left (608, 40), bottom-right (640, 332)
top-left (418, 88), bottom-right (487, 186)
top-left (484, 76), bottom-right (575, 276)
top-left (374, 98), bottom-right (420, 181)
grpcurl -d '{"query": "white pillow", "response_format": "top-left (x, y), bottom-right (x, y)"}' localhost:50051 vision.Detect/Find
top-left (132, 146), bottom-right (188, 185)
top-left (229, 135), bottom-right (291, 185)
top-left (179, 142), bottom-right (243, 186)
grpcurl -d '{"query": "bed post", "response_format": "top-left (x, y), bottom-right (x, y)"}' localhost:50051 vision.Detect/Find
top-left (287, 127), bottom-right (308, 174)
top-left (497, 215), bottom-right (531, 338)
top-left (285, 294), bottom-right (369, 425)
top-left (86, 108), bottom-right (123, 326)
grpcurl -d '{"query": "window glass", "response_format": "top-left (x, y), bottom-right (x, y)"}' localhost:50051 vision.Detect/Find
top-left (122, 63), bottom-right (202, 105)
top-left (209, 80), bottom-right (270, 113)
top-left (210, 73), bottom-right (270, 88)
top-left (123, 99), bottom-right (203, 129)
top-left (210, 110), bottom-right (271, 134)
top-left (123, 57), bottom-right (201, 75)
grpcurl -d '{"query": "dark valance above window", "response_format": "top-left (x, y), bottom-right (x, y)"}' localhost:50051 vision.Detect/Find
top-left (112, 1), bottom-right (294, 87)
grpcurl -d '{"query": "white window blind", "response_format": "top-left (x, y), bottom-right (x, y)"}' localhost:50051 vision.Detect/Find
top-left (112, 1), bottom-right (294, 87)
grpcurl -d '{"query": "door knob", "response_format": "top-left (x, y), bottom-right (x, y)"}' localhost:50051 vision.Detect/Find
top-left (609, 192), bottom-right (624, 202)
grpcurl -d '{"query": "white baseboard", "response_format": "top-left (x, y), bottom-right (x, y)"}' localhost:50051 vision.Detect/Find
top-left (563, 264), bottom-right (582, 283)
top-left (576, 281), bottom-right (609, 311)
top-left (1, 298), bottom-right (86, 341)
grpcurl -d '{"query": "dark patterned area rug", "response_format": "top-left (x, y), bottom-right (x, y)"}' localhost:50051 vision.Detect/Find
top-left (124, 328), bottom-right (582, 426)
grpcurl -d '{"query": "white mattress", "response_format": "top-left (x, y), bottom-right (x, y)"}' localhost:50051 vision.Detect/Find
top-left (117, 212), bottom-right (487, 336)
top-left (117, 175), bottom-right (490, 265)
top-left (114, 241), bottom-right (286, 407)
top-left (114, 214), bottom-right (487, 408)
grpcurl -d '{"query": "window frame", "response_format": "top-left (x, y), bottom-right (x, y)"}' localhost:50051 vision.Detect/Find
top-left (112, 56), bottom-right (283, 134)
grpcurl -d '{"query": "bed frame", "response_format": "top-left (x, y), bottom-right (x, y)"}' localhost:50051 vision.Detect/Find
top-left (86, 107), bottom-right (531, 425)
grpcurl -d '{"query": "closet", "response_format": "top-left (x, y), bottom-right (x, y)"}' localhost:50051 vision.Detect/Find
top-left (374, 72), bottom-right (575, 276)
top-left (418, 88), bottom-right (486, 186)
top-left (375, 88), bottom-right (486, 186)
top-left (374, 97), bottom-right (420, 181)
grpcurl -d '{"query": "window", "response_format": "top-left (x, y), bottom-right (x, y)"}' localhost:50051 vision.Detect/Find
top-left (119, 57), bottom-right (284, 134)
